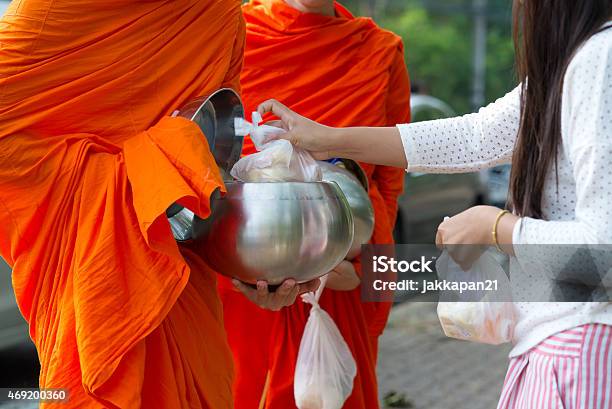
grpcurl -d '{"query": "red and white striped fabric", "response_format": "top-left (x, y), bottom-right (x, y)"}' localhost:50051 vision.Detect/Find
top-left (497, 324), bottom-right (612, 409)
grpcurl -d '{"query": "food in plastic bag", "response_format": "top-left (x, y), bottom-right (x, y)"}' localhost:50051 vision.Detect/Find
top-left (231, 113), bottom-right (322, 182)
top-left (294, 276), bottom-right (357, 409)
top-left (436, 250), bottom-right (516, 345)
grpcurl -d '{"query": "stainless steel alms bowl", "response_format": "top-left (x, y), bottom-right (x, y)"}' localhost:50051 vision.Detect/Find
top-left (319, 160), bottom-right (375, 260)
top-left (176, 88), bottom-right (245, 175)
top-left (167, 88), bottom-right (245, 241)
top-left (187, 181), bottom-right (354, 285)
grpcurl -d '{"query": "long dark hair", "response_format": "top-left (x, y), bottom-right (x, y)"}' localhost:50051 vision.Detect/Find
top-left (510, 0), bottom-right (612, 218)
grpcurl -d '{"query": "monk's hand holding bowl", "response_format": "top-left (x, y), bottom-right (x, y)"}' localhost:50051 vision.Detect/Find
top-left (326, 260), bottom-right (360, 291)
top-left (232, 278), bottom-right (321, 311)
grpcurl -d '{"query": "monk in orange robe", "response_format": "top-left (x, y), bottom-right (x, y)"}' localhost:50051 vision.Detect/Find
top-left (218, 1), bottom-right (411, 407)
top-left (0, 1), bottom-right (313, 408)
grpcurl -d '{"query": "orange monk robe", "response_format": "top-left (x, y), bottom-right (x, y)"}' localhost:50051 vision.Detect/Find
top-left (0, 1), bottom-right (245, 408)
top-left (218, 1), bottom-right (410, 408)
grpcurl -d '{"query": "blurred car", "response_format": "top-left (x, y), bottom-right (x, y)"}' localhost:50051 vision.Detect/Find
top-left (394, 94), bottom-right (489, 244)
top-left (486, 164), bottom-right (511, 208)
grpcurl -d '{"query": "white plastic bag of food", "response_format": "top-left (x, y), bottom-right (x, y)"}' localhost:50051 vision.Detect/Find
top-left (436, 249), bottom-right (516, 345)
top-left (294, 276), bottom-right (357, 409)
top-left (231, 112), bottom-right (322, 182)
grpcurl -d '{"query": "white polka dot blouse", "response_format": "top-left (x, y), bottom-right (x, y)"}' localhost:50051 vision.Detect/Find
top-left (397, 22), bottom-right (612, 356)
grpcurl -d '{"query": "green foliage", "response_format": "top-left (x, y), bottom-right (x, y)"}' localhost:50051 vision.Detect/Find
top-left (485, 26), bottom-right (516, 104)
top-left (342, 0), bottom-right (517, 114)
top-left (383, 8), bottom-right (473, 113)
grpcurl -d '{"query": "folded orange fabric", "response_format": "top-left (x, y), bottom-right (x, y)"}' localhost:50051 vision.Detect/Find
top-left (0, 1), bottom-right (245, 407)
top-left (219, 1), bottom-right (411, 408)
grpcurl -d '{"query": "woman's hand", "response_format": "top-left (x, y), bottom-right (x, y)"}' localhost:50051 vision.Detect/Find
top-left (257, 99), bottom-right (338, 160)
top-left (232, 278), bottom-right (320, 311)
top-left (436, 205), bottom-right (518, 269)
top-left (326, 260), bottom-right (360, 291)
top-left (257, 99), bottom-right (408, 168)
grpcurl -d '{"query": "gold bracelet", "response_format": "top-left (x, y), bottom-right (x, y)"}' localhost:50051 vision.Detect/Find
top-left (492, 210), bottom-right (510, 253)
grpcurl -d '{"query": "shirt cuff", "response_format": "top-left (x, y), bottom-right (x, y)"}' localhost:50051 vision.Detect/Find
top-left (397, 123), bottom-right (420, 172)
top-left (511, 217), bottom-right (541, 280)
top-left (512, 217), bottom-right (524, 246)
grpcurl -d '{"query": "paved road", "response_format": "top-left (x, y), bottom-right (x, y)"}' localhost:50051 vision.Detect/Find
top-left (377, 301), bottom-right (512, 409)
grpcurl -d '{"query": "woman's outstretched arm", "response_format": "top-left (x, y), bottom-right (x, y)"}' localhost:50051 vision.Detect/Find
top-left (257, 99), bottom-right (408, 167)
top-left (329, 127), bottom-right (408, 167)
top-left (257, 86), bottom-right (521, 172)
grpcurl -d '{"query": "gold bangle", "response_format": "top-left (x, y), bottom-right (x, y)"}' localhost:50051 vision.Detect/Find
top-left (492, 210), bottom-right (510, 253)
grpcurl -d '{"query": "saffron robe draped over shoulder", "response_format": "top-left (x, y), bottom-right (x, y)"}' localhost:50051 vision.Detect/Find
top-left (0, 1), bottom-right (245, 407)
top-left (218, 1), bottom-right (411, 408)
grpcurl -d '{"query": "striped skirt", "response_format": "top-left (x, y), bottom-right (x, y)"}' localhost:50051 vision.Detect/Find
top-left (497, 324), bottom-right (612, 409)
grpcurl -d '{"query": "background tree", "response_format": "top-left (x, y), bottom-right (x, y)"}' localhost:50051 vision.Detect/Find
top-left (343, 0), bottom-right (516, 114)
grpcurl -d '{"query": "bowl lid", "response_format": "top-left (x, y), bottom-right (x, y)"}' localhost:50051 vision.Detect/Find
top-left (176, 88), bottom-right (245, 176)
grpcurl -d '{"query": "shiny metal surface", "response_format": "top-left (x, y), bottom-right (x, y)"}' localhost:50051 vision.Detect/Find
top-left (187, 181), bottom-right (354, 285)
top-left (319, 160), bottom-right (375, 260)
top-left (335, 158), bottom-right (370, 192)
top-left (168, 88), bottom-right (245, 241)
top-left (168, 207), bottom-right (196, 242)
top-left (177, 88), bottom-right (245, 175)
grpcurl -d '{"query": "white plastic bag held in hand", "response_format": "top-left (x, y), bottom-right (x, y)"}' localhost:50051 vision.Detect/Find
top-left (436, 249), bottom-right (516, 345)
top-left (232, 112), bottom-right (322, 182)
top-left (294, 276), bottom-right (357, 409)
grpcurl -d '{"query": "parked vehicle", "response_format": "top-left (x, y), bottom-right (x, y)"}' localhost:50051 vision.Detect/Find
top-left (394, 94), bottom-right (489, 244)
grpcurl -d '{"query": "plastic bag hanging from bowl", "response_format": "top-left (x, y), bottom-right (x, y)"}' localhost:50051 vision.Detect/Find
top-left (231, 112), bottom-right (322, 182)
top-left (294, 276), bottom-right (357, 409)
top-left (436, 249), bottom-right (516, 345)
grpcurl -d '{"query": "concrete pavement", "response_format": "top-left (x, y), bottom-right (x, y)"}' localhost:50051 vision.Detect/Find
top-left (377, 301), bottom-right (512, 409)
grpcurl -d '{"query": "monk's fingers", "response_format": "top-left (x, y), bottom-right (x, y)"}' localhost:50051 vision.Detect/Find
top-left (232, 279), bottom-right (258, 304)
top-left (271, 279), bottom-right (297, 310)
top-left (255, 281), bottom-right (270, 308)
top-left (234, 278), bottom-right (306, 310)
top-left (276, 279), bottom-right (296, 296)
top-left (297, 278), bottom-right (321, 295)
top-left (281, 279), bottom-right (299, 305)
top-left (282, 285), bottom-right (300, 309)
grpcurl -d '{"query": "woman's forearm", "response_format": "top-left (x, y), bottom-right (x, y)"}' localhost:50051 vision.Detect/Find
top-left (326, 88), bottom-right (521, 173)
top-left (258, 90), bottom-right (519, 171)
top-left (328, 127), bottom-right (408, 168)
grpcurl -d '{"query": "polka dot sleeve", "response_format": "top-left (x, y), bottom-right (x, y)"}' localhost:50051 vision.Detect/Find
top-left (397, 86), bottom-right (521, 173)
